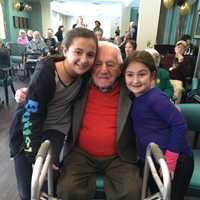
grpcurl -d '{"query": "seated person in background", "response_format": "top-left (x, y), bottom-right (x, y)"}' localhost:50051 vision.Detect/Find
top-left (180, 34), bottom-right (199, 69)
top-left (44, 28), bottom-right (58, 55)
top-left (180, 34), bottom-right (198, 56)
top-left (124, 50), bottom-right (194, 200)
top-left (145, 48), bottom-right (174, 99)
top-left (10, 28), bottom-right (98, 200)
top-left (27, 29), bottom-right (33, 42)
top-left (161, 40), bottom-right (192, 103)
top-left (26, 31), bottom-right (49, 57)
top-left (17, 29), bottom-right (29, 46)
top-left (125, 39), bottom-right (137, 59)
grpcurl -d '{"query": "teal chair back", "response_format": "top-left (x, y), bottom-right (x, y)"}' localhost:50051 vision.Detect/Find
top-left (6, 42), bottom-right (26, 66)
top-left (94, 175), bottom-right (106, 199)
top-left (191, 78), bottom-right (199, 90)
top-left (178, 104), bottom-right (200, 133)
top-left (0, 48), bottom-right (15, 105)
top-left (178, 103), bottom-right (200, 197)
top-left (0, 48), bottom-right (11, 68)
top-left (187, 150), bottom-right (200, 196)
top-left (190, 78), bottom-right (200, 103)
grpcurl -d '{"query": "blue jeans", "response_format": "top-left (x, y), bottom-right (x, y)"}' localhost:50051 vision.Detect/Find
top-left (14, 151), bottom-right (32, 200)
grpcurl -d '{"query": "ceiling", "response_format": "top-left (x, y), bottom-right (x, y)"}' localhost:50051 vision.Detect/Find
top-left (53, 0), bottom-right (140, 7)
top-left (51, 0), bottom-right (140, 18)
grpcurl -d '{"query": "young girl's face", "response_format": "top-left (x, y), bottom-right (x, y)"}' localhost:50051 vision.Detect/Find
top-left (125, 61), bottom-right (155, 97)
top-left (63, 37), bottom-right (97, 77)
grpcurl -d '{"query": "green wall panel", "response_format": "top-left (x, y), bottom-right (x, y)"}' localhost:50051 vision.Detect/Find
top-left (3, 0), bottom-right (42, 42)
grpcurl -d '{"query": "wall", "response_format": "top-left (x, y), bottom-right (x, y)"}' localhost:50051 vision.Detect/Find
top-left (29, 1), bottom-right (42, 34)
top-left (2, 0), bottom-right (44, 42)
top-left (4, 0), bottom-right (31, 42)
top-left (156, 2), bottom-right (167, 44)
top-left (137, 0), bottom-right (162, 50)
top-left (121, 6), bottom-right (131, 36)
top-left (40, 0), bottom-right (50, 35)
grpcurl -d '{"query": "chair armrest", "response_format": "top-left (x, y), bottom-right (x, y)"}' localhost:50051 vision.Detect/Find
top-left (0, 66), bottom-right (13, 72)
top-left (193, 95), bottom-right (200, 103)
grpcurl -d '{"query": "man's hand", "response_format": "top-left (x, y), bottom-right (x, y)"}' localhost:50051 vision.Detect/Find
top-left (15, 87), bottom-right (28, 104)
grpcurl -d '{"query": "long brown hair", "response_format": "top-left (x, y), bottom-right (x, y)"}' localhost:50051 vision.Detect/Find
top-left (123, 50), bottom-right (157, 77)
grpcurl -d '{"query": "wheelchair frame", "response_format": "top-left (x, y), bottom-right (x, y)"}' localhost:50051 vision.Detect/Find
top-left (31, 140), bottom-right (54, 200)
top-left (141, 143), bottom-right (171, 200)
top-left (31, 141), bottom-right (171, 200)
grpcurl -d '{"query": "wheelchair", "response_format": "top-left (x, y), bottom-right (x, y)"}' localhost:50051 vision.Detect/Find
top-left (141, 143), bottom-right (171, 200)
top-left (31, 141), bottom-right (171, 200)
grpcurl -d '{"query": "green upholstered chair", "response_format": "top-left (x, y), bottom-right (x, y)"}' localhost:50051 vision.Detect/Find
top-left (94, 175), bottom-right (106, 199)
top-left (188, 78), bottom-right (200, 103)
top-left (187, 150), bottom-right (200, 196)
top-left (0, 48), bottom-right (15, 105)
top-left (6, 42), bottom-right (26, 67)
top-left (178, 103), bottom-right (200, 197)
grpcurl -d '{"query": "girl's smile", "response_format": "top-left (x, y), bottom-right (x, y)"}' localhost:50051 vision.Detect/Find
top-left (125, 61), bottom-right (156, 97)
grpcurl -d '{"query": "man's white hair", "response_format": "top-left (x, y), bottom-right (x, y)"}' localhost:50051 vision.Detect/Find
top-left (98, 41), bottom-right (123, 65)
top-left (145, 48), bottom-right (161, 69)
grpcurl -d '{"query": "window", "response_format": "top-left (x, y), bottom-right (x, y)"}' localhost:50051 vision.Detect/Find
top-left (0, 3), bottom-right (6, 39)
top-left (194, 11), bottom-right (200, 38)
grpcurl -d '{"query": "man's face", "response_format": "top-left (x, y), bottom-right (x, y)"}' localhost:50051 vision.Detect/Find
top-left (92, 45), bottom-right (121, 91)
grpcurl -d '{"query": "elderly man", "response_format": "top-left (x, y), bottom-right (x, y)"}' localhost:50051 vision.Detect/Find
top-left (57, 41), bottom-right (140, 200)
top-left (14, 41), bottom-right (141, 200)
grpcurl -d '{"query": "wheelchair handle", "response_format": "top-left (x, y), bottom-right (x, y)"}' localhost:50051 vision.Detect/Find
top-left (141, 142), bottom-right (171, 200)
top-left (31, 140), bottom-right (53, 200)
top-left (148, 143), bottom-right (164, 161)
top-left (36, 140), bottom-right (50, 159)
